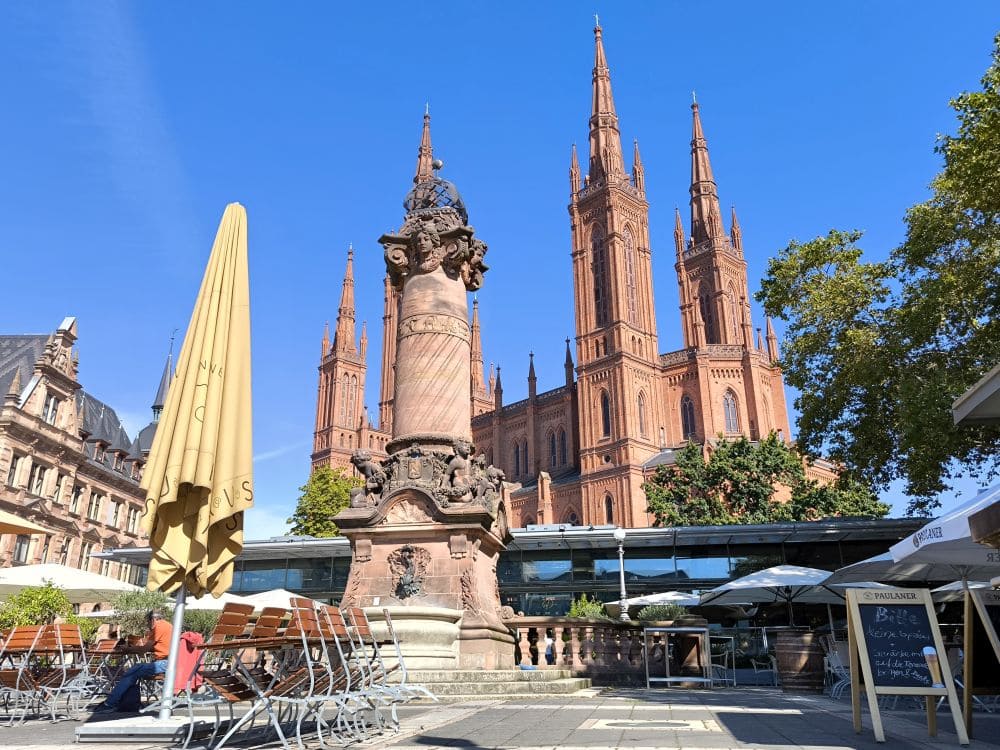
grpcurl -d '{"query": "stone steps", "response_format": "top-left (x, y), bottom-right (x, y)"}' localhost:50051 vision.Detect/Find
top-left (400, 668), bottom-right (594, 700)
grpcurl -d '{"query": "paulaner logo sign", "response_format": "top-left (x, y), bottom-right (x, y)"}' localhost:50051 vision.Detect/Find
top-left (912, 526), bottom-right (943, 548)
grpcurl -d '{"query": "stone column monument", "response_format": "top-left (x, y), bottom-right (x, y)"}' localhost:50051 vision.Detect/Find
top-left (334, 162), bottom-right (514, 670)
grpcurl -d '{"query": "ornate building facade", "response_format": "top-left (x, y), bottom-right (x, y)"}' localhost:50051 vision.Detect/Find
top-left (0, 317), bottom-right (165, 581)
top-left (312, 25), bottom-right (814, 528)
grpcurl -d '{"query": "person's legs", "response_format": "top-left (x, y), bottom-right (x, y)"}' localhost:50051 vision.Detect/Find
top-left (103, 662), bottom-right (158, 708)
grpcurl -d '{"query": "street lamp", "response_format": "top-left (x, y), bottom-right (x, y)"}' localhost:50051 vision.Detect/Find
top-left (613, 527), bottom-right (629, 622)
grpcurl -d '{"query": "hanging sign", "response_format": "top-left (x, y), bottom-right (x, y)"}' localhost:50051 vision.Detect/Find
top-left (847, 587), bottom-right (968, 745)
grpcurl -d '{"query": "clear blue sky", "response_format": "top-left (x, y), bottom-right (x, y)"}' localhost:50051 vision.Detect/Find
top-left (2, 2), bottom-right (997, 537)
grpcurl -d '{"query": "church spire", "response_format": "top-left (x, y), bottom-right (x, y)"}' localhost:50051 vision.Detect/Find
top-left (674, 207), bottom-right (685, 256)
top-left (589, 22), bottom-right (625, 182)
top-left (334, 246), bottom-right (357, 354)
top-left (527, 352), bottom-right (537, 399)
top-left (470, 298), bottom-right (485, 392)
top-left (690, 100), bottom-right (723, 245)
top-left (765, 317), bottom-right (779, 361)
top-left (730, 205), bottom-right (743, 254)
top-left (632, 138), bottom-right (645, 193)
top-left (151, 341), bottom-right (174, 423)
top-left (494, 366), bottom-right (503, 409)
top-left (414, 105), bottom-right (434, 183)
top-left (564, 337), bottom-right (574, 386)
top-left (569, 143), bottom-right (580, 197)
top-left (321, 321), bottom-right (330, 358)
top-left (359, 320), bottom-right (368, 358)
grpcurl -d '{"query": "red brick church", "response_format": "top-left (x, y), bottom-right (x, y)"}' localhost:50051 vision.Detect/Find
top-left (311, 24), bottom-right (818, 529)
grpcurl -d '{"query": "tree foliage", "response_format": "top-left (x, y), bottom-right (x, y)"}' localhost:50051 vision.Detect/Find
top-left (0, 581), bottom-right (72, 629)
top-left (643, 434), bottom-right (889, 526)
top-left (756, 36), bottom-right (1000, 514)
top-left (111, 589), bottom-right (172, 636)
top-left (286, 466), bottom-right (360, 538)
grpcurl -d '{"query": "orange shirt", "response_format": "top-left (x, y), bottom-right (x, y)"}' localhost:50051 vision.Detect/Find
top-left (148, 619), bottom-right (173, 660)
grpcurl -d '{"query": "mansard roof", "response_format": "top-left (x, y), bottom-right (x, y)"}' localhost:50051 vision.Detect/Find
top-left (0, 334), bottom-right (48, 396)
top-left (77, 392), bottom-right (132, 451)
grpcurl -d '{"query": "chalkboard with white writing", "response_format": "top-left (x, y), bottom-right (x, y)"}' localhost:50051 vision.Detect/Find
top-left (858, 601), bottom-right (941, 688)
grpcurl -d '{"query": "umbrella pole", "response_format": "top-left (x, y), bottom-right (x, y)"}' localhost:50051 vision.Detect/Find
top-left (827, 603), bottom-right (836, 641)
top-left (158, 584), bottom-right (186, 721)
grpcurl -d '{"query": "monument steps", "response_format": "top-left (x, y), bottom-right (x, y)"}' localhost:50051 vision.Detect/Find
top-left (401, 669), bottom-right (594, 700)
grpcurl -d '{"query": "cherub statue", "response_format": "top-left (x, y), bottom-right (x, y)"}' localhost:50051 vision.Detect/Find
top-left (441, 438), bottom-right (473, 500)
top-left (349, 450), bottom-right (386, 507)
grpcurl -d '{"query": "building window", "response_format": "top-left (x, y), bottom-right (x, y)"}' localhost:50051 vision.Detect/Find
top-left (51, 473), bottom-right (68, 502)
top-left (113, 453), bottom-right (124, 471)
top-left (348, 375), bottom-right (358, 427)
top-left (13, 535), bottom-right (31, 564)
top-left (600, 391), bottom-right (612, 437)
top-left (70, 485), bottom-right (84, 514)
top-left (623, 228), bottom-right (638, 325)
top-left (549, 432), bottom-right (557, 468)
top-left (558, 428), bottom-right (567, 466)
top-left (100, 559), bottom-right (112, 577)
top-left (591, 226), bottom-right (609, 327)
top-left (723, 390), bottom-right (740, 433)
top-left (109, 501), bottom-right (121, 528)
top-left (521, 441), bottom-right (529, 478)
top-left (513, 443), bottom-right (520, 477)
top-left (521, 515), bottom-right (535, 528)
top-left (564, 510), bottom-right (580, 526)
top-left (681, 396), bottom-right (697, 440)
top-left (40, 535), bottom-right (51, 563)
top-left (29, 463), bottom-right (46, 496)
top-left (126, 506), bottom-right (140, 534)
top-left (6, 454), bottom-right (24, 487)
top-left (42, 394), bottom-right (60, 425)
top-left (727, 285), bottom-right (740, 343)
top-left (699, 294), bottom-right (716, 344)
top-left (87, 492), bottom-right (102, 521)
top-left (59, 539), bottom-right (71, 565)
top-left (604, 495), bottom-right (614, 525)
top-left (79, 542), bottom-right (94, 571)
top-left (637, 392), bottom-right (647, 437)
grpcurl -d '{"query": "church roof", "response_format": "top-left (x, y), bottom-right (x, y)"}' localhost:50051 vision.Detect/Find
top-left (642, 448), bottom-right (679, 470)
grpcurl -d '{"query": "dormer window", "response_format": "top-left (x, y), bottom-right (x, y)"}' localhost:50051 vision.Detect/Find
top-left (42, 395), bottom-right (60, 425)
top-left (94, 443), bottom-right (107, 462)
top-left (114, 453), bottom-right (124, 471)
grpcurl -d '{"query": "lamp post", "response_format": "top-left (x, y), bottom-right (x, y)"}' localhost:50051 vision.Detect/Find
top-left (613, 527), bottom-right (629, 622)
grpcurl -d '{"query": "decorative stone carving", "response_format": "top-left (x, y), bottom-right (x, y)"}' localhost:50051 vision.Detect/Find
top-left (381, 214), bottom-right (488, 293)
top-left (440, 439), bottom-right (473, 502)
top-left (460, 569), bottom-right (483, 615)
top-left (384, 497), bottom-right (433, 525)
top-left (349, 450), bottom-right (386, 507)
top-left (340, 571), bottom-right (362, 608)
top-left (388, 544), bottom-right (431, 599)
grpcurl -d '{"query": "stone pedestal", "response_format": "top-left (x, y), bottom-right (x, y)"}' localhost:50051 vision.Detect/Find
top-left (365, 606), bottom-right (462, 670)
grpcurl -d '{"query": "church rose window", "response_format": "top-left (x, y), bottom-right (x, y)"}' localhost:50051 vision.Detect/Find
top-left (723, 390), bottom-right (740, 433)
top-left (681, 395), bottom-right (697, 439)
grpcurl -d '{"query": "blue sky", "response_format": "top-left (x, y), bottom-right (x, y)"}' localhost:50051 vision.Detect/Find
top-left (1, 2), bottom-right (997, 537)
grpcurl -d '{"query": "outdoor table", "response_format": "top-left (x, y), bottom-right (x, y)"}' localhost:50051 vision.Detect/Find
top-left (643, 626), bottom-right (712, 688)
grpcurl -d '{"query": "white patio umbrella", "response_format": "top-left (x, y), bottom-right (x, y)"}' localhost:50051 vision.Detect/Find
top-left (890, 484), bottom-right (1000, 570)
top-left (242, 588), bottom-right (308, 611)
top-left (823, 551), bottom-right (1000, 586)
top-left (930, 580), bottom-right (992, 602)
top-left (184, 591), bottom-right (257, 611)
top-left (603, 590), bottom-right (700, 618)
top-left (0, 563), bottom-right (139, 604)
top-left (700, 564), bottom-right (887, 626)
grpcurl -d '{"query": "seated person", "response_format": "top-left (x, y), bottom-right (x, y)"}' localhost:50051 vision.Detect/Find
top-left (93, 610), bottom-right (172, 713)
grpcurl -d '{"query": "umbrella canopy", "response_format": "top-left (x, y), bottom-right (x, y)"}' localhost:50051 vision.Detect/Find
top-left (0, 509), bottom-right (49, 535)
top-left (929, 580), bottom-right (992, 602)
top-left (823, 551), bottom-right (1000, 585)
top-left (184, 591), bottom-right (256, 611)
top-left (0, 563), bottom-right (139, 604)
top-left (700, 564), bottom-right (888, 606)
top-left (141, 202), bottom-right (253, 598)
top-left (242, 588), bottom-right (307, 611)
top-left (890, 484), bottom-right (1000, 567)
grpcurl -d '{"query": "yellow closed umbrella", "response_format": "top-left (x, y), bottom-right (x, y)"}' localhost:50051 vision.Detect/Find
top-left (141, 202), bottom-right (253, 599)
top-left (140, 203), bottom-right (252, 719)
top-left (0, 509), bottom-right (49, 535)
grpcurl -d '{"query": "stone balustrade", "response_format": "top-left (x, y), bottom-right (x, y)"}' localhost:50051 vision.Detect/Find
top-left (506, 616), bottom-right (708, 685)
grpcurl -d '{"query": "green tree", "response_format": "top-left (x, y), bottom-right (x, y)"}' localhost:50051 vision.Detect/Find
top-left (757, 36), bottom-right (1000, 514)
top-left (0, 581), bottom-right (72, 629)
top-left (286, 466), bottom-right (360, 537)
top-left (643, 433), bottom-right (888, 526)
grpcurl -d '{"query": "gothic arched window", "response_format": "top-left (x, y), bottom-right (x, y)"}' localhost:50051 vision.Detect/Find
top-left (723, 390), bottom-right (740, 433)
top-left (637, 391), bottom-right (648, 436)
top-left (699, 294), bottom-right (716, 344)
top-left (624, 227), bottom-right (638, 325)
top-left (600, 391), bottom-right (612, 437)
top-left (339, 374), bottom-right (349, 425)
top-left (727, 283), bottom-right (740, 343)
top-left (564, 509), bottom-right (580, 526)
top-left (347, 374), bottom-right (358, 426)
top-left (681, 395), bottom-right (697, 439)
top-left (558, 428), bottom-right (568, 465)
top-left (549, 432), bottom-right (557, 467)
top-left (521, 440), bottom-right (529, 477)
top-left (521, 515), bottom-right (535, 528)
top-left (591, 226), bottom-right (610, 327)
top-left (513, 442), bottom-right (520, 477)
top-left (604, 495), bottom-right (614, 525)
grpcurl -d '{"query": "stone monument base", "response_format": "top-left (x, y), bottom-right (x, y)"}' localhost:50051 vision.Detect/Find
top-left (365, 606), bottom-right (462, 670)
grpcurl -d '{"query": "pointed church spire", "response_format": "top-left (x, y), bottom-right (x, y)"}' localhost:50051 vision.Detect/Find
top-left (674, 207), bottom-right (685, 256)
top-left (527, 351), bottom-right (537, 396)
top-left (360, 321), bottom-right (368, 358)
top-left (589, 22), bottom-right (625, 182)
top-left (569, 143), bottom-right (580, 197)
top-left (632, 138), bottom-right (645, 193)
top-left (765, 317), bottom-right (779, 361)
top-left (756, 327), bottom-right (765, 352)
top-left (488, 362), bottom-right (496, 394)
top-left (5, 367), bottom-right (22, 405)
top-left (334, 246), bottom-right (357, 355)
top-left (470, 298), bottom-right (485, 392)
top-left (564, 337), bottom-right (575, 386)
top-left (730, 205), bottom-right (743, 253)
top-left (414, 106), bottom-right (434, 183)
top-left (151, 333), bottom-right (175, 423)
top-left (321, 321), bottom-right (330, 358)
top-left (494, 366), bottom-right (503, 409)
top-left (690, 101), bottom-right (723, 245)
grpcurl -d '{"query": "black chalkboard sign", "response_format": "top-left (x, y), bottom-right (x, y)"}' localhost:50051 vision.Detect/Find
top-left (857, 602), bottom-right (941, 688)
top-left (969, 608), bottom-right (1000, 690)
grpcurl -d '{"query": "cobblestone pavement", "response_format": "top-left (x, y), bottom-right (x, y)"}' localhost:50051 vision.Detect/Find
top-left (4, 689), bottom-right (999, 750)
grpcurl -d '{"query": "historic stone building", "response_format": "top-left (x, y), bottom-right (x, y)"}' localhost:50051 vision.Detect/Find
top-left (312, 24), bottom-right (820, 528)
top-left (0, 317), bottom-right (165, 580)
